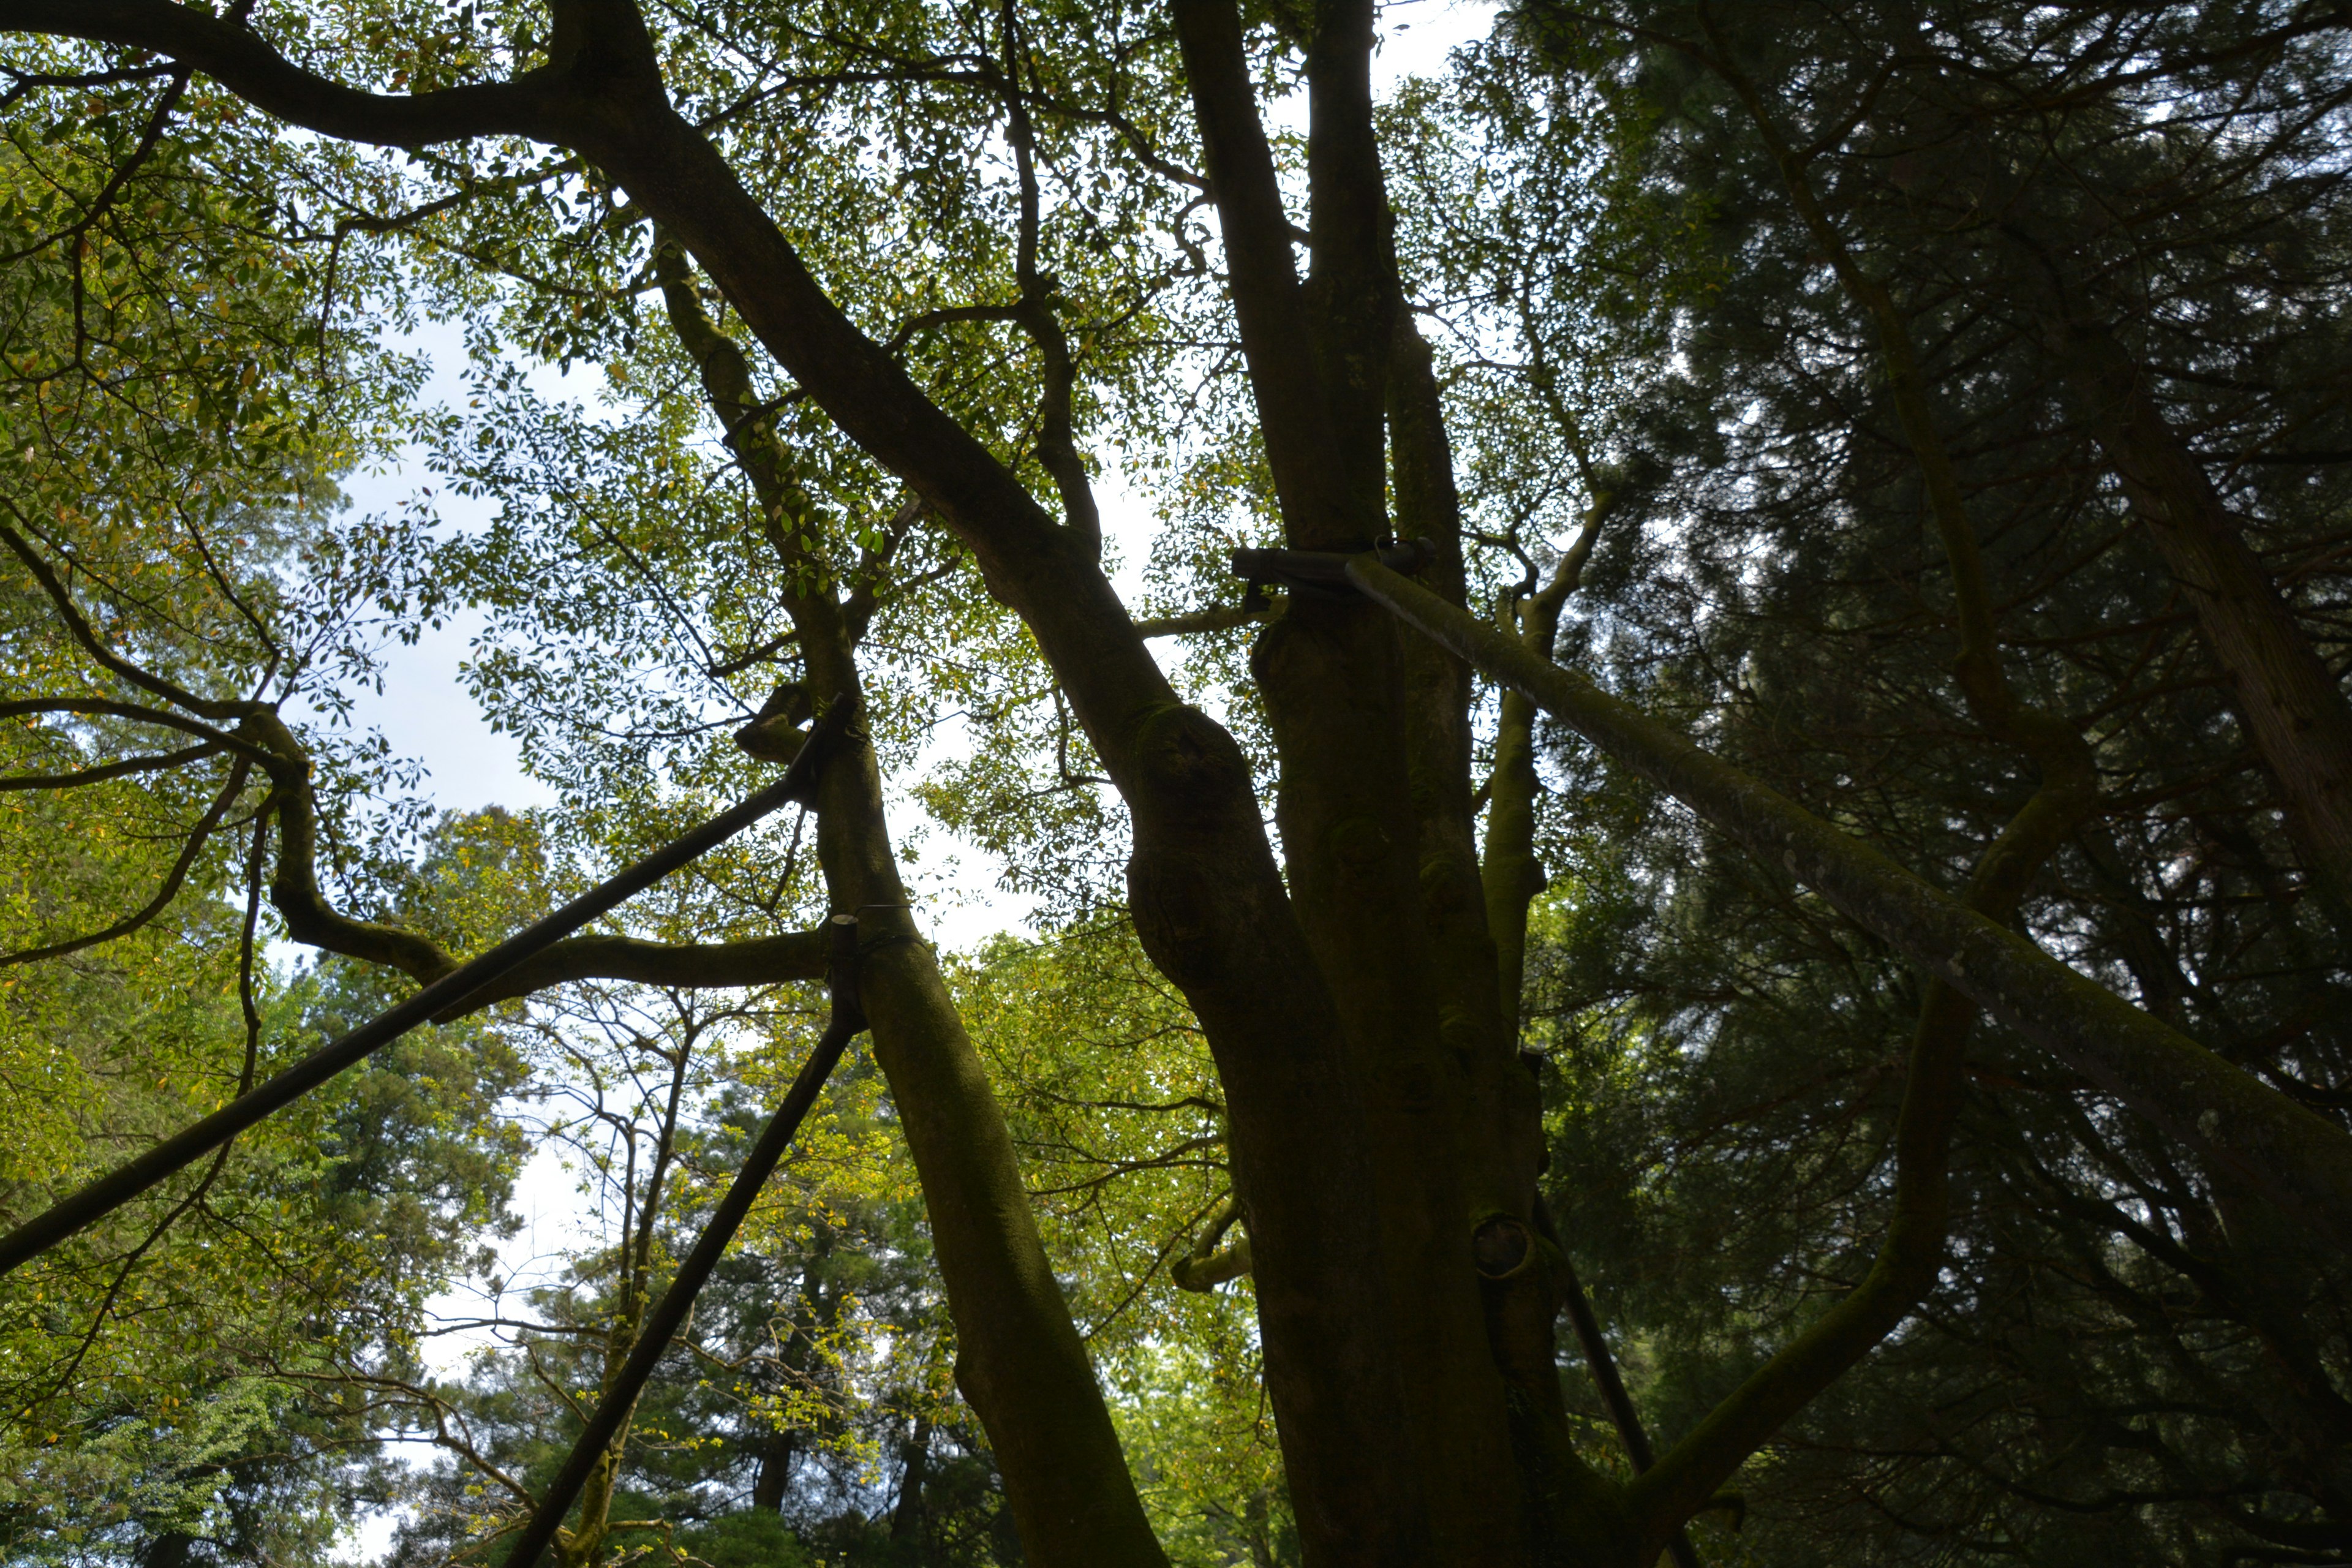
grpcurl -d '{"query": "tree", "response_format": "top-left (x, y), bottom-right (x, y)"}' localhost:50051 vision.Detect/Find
top-left (1467, 3), bottom-right (2352, 1559)
top-left (0, 3), bottom-right (2347, 1567)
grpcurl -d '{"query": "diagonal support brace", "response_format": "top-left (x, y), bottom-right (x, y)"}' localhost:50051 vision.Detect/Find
top-left (0, 696), bottom-right (861, 1277)
top-left (1342, 553), bottom-right (2352, 1257)
top-left (497, 913), bottom-right (869, 1568)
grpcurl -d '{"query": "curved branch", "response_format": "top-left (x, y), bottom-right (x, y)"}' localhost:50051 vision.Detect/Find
top-left (241, 709), bottom-right (459, 985)
top-left (1483, 484), bottom-right (1621, 1011)
top-left (238, 709), bottom-right (828, 1005)
top-left (1170, 1194), bottom-right (1252, 1291)
top-left (0, 700), bottom-right (862, 1278)
top-left (0, 739), bottom-right (222, 790)
top-left (0, 0), bottom-right (551, 147)
top-left (0, 698), bottom-right (254, 753)
top-left (0, 508), bottom-right (262, 722)
top-left (992, 0), bottom-right (1099, 555)
top-left (840, 496), bottom-right (928, 643)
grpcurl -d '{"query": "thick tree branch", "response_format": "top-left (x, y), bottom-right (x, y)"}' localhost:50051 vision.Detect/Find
top-left (657, 232), bottom-right (1174, 1568)
top-left (0, 739), bottom-right (222, 790)
top-left (0, 0), bottom-right (552, 146)
top-left (238, 709), bottom-right (462, 984)
top-left (1349, 556), bottom-right (2352, 1259)
top-left (1169, 0), bottom-right (1360, 547)
top-left (1170, 1194), bottom-right (1253, 1291)
top-left (1302, 0), bottom-right (1392, 524)
top-left (227, 707), bottom-right (831, 1006)
top-left (440, 930), bottom-right (830, 1017)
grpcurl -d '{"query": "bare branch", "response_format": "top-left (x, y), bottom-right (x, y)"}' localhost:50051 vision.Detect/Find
top-left (1132, 602), bottom-right (1268, 638)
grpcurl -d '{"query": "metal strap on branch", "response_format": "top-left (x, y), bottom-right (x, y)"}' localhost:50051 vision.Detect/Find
top-left (1334, 551), bottom-right (2352, 1256)
top-left (0, 695), bottom-right (861, 1278)
top-left (1240, 543), bottom-right (2352, 1250)
top-left (498, 911), bottom-right (869, 1568)
top-left (1230, 537), bottom-right (1433, 608)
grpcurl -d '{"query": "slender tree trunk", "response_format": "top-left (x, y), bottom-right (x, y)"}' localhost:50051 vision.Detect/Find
top-left (750, 1266), bottom-right (827, 1510)
top-left (1479, 494), bottom-right (1607, 1018)
top-left (818, 745), bottom-right (1161, 1567)
top-left (891, 1414), bottom-right (933, 1540)
top-left (140, 1535), bottom-right (194, 1568)
top-left (655, 262), bottom-right (1166, 1568)
top-left (2046, 305), bottom-right (2352, 913)
top-left (751, 1425), bottom-right (795, 1512)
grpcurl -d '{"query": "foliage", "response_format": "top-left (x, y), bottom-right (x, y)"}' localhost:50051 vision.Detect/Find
top-left (0, 3), bottom-right (2346, 1567)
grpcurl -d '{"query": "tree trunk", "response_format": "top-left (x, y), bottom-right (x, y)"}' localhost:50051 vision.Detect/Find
top-left (622, 97), bottom-right (1430, 1567)
top-left (891, 1414), bottom-right (933, 1540)
top-left (2048, 306), bottom-right (2352, 913)
top-left (655, 260), bottom-right (1167, 1568)
top-left (823, 756), bottom-right (1162, 1568)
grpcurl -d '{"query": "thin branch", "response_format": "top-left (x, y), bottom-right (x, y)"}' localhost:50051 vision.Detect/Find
top-left (0, 740), bottom-right (222, 791)
top-left (0, 755), bottom-right (251, 967)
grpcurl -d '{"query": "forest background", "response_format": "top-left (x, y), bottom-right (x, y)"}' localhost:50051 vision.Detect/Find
top-left (0, 2), bottom-right (2348, 1567)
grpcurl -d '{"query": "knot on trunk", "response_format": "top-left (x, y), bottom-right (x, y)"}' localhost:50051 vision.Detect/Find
top-left (1472, 1214), bottom-right (1533, 1281)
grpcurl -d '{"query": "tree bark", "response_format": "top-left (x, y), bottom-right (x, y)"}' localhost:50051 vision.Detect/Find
top-left (750, 1425), bottom-right (794, 1513)
top-left (617, 78), bottom-right (1427, 1568)
top-left (891, 1414), bottom-right (933, 1540)
top-left (1480, 496), bottom-right (1607, 1019)
top-left (657, 260), bottom-right (1166, 1568)
top-left (1175, 1), bottom-right (1538, 1555)
top-left (1352, 557), bottom-right (2352, 1259)
top-left (2048, 305), bottom-right (2352, 913)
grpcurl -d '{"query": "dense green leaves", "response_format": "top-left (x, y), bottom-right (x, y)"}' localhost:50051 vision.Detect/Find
top-left (1, 2), bottom-right (2348, 1564)
top-left (1506, 4), bottom-right (2352, 1561)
